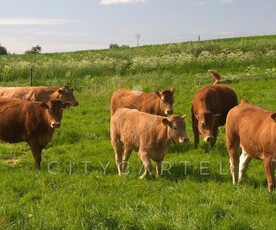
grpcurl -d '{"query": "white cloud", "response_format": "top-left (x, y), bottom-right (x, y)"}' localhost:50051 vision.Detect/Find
top-left (219, 0), bottom-right (234, 3)
top-left (100, 0), bottom-right (145, 5)
top-left (193, 1), bottom-right (211, 6)
top-left (0, 18), bottom-right (80, 26)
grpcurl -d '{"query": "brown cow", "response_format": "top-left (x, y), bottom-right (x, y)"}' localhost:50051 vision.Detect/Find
top-left (0, 98), bottom-right (68, 168)
top-left (226, 99), bottom-right (276, 192)
top-left (0, 86), bottom-right (78, 107)
top-left (110, 108), bottom-right (189, 179)
top-left (110, 87), bottom-right (175, 116)
top-left (191, 84), bottom-right (238, 147)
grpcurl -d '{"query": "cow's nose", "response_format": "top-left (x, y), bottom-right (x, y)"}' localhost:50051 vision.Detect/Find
top-left (74, 101), bottom-right (79, 106)
top-left (166, 109), bottom-right (173, 115)
top-left (179, 136), bottom-right (189, 144)
top-left (51, 122), bottom-right (60, 129)
top-left (206, 136), bottom-right (214, 143)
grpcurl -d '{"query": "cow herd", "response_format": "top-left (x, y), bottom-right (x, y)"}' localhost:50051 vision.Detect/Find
top-left (0, 84), bottom-right (275, 192)
top-left (0, 86), bottom-right (78, 168)
top-left (110, 85), bottom-right (276, 192)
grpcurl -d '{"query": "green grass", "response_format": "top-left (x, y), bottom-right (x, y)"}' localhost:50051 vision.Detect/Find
top-left (0, 35), bottom-right (276, 229)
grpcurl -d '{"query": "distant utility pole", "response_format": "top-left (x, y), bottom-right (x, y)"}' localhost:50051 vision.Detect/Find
top-left (198, 35), bottom-right (201, 41)
top-left (136, 33), bottom-right (141, 47)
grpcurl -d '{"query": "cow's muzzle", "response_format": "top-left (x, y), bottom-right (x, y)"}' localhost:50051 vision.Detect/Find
top-left (51, 122), bottom-right (61, 129)
top-left (165, 109), bottom-right (173, 115)
top-left (204, 136), bottom-right (215, 144)
top-left (73, 101), bottom-right (79, 107)
top-left (179, 136), bottom-right (189, 144)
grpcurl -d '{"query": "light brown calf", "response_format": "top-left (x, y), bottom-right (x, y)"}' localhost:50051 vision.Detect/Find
top-left (0, 86), bottom-right (78, 107)
top-left (226, 99), bottom-right (276, 192)
top-left (110, 108), bottom-right (189, 179)
top-left (110, 87), bottom-right (175, 116)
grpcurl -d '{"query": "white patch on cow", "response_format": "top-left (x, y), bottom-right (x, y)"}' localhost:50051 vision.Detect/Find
top-left (238, 147), bottom-right (252, 182)
top-left (132, 85), bottom-right (143, 96)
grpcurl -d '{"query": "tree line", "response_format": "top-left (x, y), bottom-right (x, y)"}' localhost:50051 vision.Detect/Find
top-left (0, 44), bottom-right (42, 55)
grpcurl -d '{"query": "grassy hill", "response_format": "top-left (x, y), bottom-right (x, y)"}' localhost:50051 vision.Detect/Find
top-left (0, 35), bottom-right (276, 229)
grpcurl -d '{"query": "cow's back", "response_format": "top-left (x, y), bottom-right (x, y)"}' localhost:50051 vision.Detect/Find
top-left (226, 101), bottom-right (275, 158)
top-left (111, 88), bottom-right (155, 116)
top-left (0, 87), bottom-right (31, 99)
top-left (111, 108), bottom-right (163, 150)
top-left (214, 85), bottom-right (238, 125)
top-left (0, 86), bottom-right (56, 102)
top-left (111, 88), bottom-right (133, 116)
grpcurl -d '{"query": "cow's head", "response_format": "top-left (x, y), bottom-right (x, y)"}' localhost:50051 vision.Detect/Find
top-left (196, 112), bottom-right (220, 145)
top-left (156, 87), bottom-right (175, 115)
top-left (57, 86), bottom-right (79, 107)
top-left (40, 99), bottom-right (69, 129)
top-left (162, 115), bottom-right (189, 144)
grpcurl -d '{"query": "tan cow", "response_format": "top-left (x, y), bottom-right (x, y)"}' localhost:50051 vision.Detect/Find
top-left (0, 85), bottom-right (78, 107)
top-left (226, 99), bottom-right (276, 192)
top-left (0, 98), bottom-right (68, 168)
top-left (191, 84), bottom-right (238, 147)
top-left (110, 87), bottom-right (175, 116)
top-left (110, 108), bottom-right (189, 179)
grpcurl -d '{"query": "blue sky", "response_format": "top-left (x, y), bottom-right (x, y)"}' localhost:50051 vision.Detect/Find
top-left (1, 0), bottom-right (275, 54)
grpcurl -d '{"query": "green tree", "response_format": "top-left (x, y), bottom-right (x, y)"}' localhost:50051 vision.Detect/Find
top-left (109, 43), bottom-right (120, 49)
top-left (25, 45), bottom-right (42, 54)
top-left (0, 44), bottom-right (8, 55)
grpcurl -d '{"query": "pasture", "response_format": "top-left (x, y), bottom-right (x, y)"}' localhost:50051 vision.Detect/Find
top-left (0, 35), bottom-right (276, 229)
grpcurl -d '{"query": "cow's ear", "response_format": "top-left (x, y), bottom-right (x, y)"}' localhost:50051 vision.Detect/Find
top-left (155, 91), bottom-right (161, 98)
top-left (40, 103), bottom-right (49, 109)
top-left (182, 115), bottom-right (186, 120)
top-left (170, 87), bottom-right (175, 94)
top-left (70, 88), bottom-right (74, 91)
top-left (271, 113), bottom-right (276, 122)
top-left (162, 118), bottom-right (171, 126)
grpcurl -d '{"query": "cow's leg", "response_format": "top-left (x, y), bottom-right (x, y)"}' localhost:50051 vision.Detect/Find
top-left (238, 150), bottom-right (252, 182)
top-left (226, 136), bottom-right (240, 184)
top-left (121, 147), bottom-right (132, 173)
top-left (138, 150), bottom-right (152, 179)
top-left (191, 114), bottom-right (199, 147)
top-left (263, 156), bottom-right (276, 192)
top-left (111, 139), bottom-right (124, 176)
top-left (29, 142), bottom-right (43, 169)
top-left (156, 161), bottom-right (162, 178)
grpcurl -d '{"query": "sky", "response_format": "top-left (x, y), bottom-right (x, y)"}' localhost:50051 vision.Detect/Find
top-left (0, 0), bottom-right (276, 54)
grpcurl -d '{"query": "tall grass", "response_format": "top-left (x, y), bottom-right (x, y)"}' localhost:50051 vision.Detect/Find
top-left (0, 35), bottom-right (275, 84)
top-left (0, 35), bottom-right (276, 229)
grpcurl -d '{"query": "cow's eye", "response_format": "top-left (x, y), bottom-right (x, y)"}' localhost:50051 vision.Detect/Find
top-left (173, 126), bottom-right (177, 130)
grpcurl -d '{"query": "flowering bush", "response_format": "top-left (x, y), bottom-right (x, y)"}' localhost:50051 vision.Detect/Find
top-left (0, 36), bottom-right (275, 82)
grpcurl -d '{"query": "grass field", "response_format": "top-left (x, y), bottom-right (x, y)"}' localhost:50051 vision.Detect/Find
top-left (0, 35), bottom-right (276, 229)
